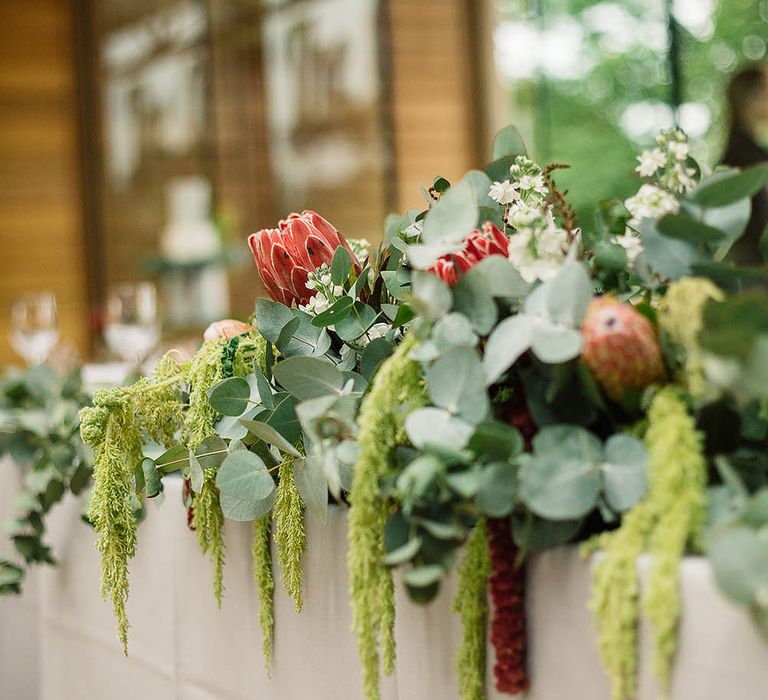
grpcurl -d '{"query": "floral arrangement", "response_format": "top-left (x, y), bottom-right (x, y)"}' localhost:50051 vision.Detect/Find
top-left (74, 125), bottom-right (768, 700)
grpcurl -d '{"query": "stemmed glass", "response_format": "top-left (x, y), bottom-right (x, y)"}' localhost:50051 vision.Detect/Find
top-left (10, 291), bottom-right (59, 365)
top-left (104, 282), bottom-right (160, 366)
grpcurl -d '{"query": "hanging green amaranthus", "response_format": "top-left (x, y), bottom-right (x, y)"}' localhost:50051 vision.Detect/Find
top-left (185, 333), bottom-right (268, 601)
top-left (453, 518), bottom-right (491, 700)
top-left (348, 334), bottom-right (425, 700)
top-left (252, 514), bottom-right (274, 671)
top-left (273, 457), bottom-right (306, 612)
top-left (658, 277), bottom-right (723, 402)
top-left (642, 388), bottom-right (707, 689)
top-left (589, 387), bottom-right (706, 700)
top-left (192, 470), bottom-right (227, 607)
top-left (80, 389), bottom-right (143, 653)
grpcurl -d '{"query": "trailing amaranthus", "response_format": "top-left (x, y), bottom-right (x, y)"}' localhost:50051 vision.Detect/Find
top-left (252, 514), bottom-right (275, 671)
top-left (192, 470), bottom-right (227, 607)
top-left (658, 277), bottom-right (724, 402)
top-left (348, 333), bottom-right (425, 700)
top-left (185, 332), bottom-right (267, 601)
top-left (589, 387), bottom-right (706, 699)
top-left (80, 389), bottom-right (143, 653)
top-left (642, 388), bottom-right (707, 689)
top-left (273, 457), bottom-right (306, 612)
top-left (453, 518), bottom-right (491, 700)
top-left (487, 517), bottom-right (529, 695)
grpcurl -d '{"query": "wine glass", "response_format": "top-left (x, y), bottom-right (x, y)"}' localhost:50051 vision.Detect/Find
top-left (104, 282), bottom-right (160, 366)
top-left (10, 291), bottom-right (59, 365)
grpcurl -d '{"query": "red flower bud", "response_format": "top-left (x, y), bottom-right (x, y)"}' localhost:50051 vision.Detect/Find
top-left (428, 222), bottom-right (509, 286)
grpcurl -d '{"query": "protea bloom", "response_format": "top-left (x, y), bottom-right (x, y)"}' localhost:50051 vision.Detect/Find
top-left (248, 211), bottom-right (359, 306)
top-left (581, 296), bottom-right (665, 401)
top-left (429, 221), bottom-right (509, 286)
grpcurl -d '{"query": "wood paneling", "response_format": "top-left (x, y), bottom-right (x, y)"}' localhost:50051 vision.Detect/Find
top-left (388, 0), bottom-right (480, 211)
top-left (0, 0), bottom-right (88, 366)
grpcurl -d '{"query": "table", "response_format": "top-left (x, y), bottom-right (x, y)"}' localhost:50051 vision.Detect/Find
top-left (4, 468), bottom-right (768, 699)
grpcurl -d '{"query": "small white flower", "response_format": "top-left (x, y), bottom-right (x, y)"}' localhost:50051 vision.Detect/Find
top-left (667, 140), bottom-right (690, 161)
top-left (613, 230), bottom-right (644, 264)
top-left (625, 184), bottom-right (679, 228)
top-left (636, 148), bottom-right (666, 177)
top-left (507, 214), bottom-right (570, 283)
top-left (333, 285), bottom-right (344, 297)
top-left (320, 273), bottom-right (332, 286)
top-left (489, 179), bottom-right (520, 205)
top-left (305, 279), bottom-right (316, 290)
top-left (506, 201), bottom-right (543, 229)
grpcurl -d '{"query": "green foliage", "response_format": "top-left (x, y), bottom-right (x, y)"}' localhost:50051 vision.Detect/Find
top-left (252, 515), bottom-right (274, 672)
top-left (348, 333), bottom-right (426, 700)
top-left (452, 519), bottom-right (490, 700)
top-left (192, 470), bottom-right (226, 607)
top-left (0, 365), bottom-right (91, 596)
top-left (273, 458), bottom-right (306, 613)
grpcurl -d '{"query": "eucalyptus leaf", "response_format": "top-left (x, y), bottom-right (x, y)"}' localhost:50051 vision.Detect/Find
top-left (361, 338), bottom-right (395, 381)
top-left (425, 347), bottom-right (489, 423)
top-left (311, 297), bottom-right (354, 327)
top-left (293, 457), bottom-right (328, 524)
top-left (208, 377), bottom-right (251, 417)
top-left (421, 179), bottom-right (478, 246)
top-left (220, 490), bottom-right (276, 522)
top-left (189, 451), bottom-right (204, 493)
top-left (195, 436), bottom-right (228, 470)
top-left (331, 246), bottom-right (353, 285)
top-left (601, 434), bottom-right (647, 512)
top-left (403, 564), bottom-right (445, 588)
top-left (483, 315), bottom-right (534, 385)
top-left (691, 164), bottom-right (768, 208)
top-left (155, 445), bottom-right (189, 474)
top-left (216, 450), bottom-right (275, 502)
top-left (409, 271), bottom-right (452, 320)
top-left (254, 299), bottom-right (295, 344)
top-left (383, 537), bottom-right (422, 566)
top-left (708, 526), bottom-right (768, 606)
top-left (335, 302), bottom-right (377, 342)
top-left (272, 356), bottom-right (345, 400)
top-left (405, 408), bottom-right (474, 451)
top-left (492, 124), bottom-right (527, 160)
top-left (475, 461), bottom-right (517, 517)
top-left (239, 419), bottom-right (301, 457)
top-left (142, 458), bottom-right (163, 498)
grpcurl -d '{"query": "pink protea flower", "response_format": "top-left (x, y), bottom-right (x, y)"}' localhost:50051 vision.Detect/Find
top-left (428, 221), bottom-right (509, 286)
top-left (248, 211), bottom-right (360, 306)
top-left (203, 319), bottom-right (254, 342)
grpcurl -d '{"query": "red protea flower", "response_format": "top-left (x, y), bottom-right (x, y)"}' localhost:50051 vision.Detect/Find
top-left (581, 296), bottom-right (665, 401)
top-left (248, 210), bottom-right (360, 306)
top-left (487, 517), bottom-right (529, 695)
top-left (429, 221), bottom-right (509, 286)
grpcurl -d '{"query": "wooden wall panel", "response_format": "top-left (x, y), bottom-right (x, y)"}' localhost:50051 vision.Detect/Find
top-left (0, 0), bottom-right (88, 366)
top-left (388, 0), bottom-right (480, 212)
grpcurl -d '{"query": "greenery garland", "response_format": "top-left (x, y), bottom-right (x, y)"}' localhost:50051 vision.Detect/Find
top-left (589, 387), bottom-right (706, 700)
top-left (452, 518), bottom-right (490, 700)
top-left (273, 457), bottom-right (306, 613)
top-left (252, 514), bottom-right (274, 671)
top-left (348, 333), bottom-right (425, 700)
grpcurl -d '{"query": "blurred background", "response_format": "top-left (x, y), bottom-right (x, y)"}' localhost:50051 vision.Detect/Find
top-left (0, 0), bottom-right (765, 367)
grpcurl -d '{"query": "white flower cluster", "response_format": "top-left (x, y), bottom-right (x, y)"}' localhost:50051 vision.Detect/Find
top-left (489, 156), bottom-right (549, 210)
top-left (507, 209), bottom-right (572, 283)
top-left (635, 128), bottom-right (696, 194)
top-left (301, 263), bottom-right (344, 315)
top-left (615, 184), bottom-right (680, 264)
top-left (489, 155), bottom-right (570, 283)
top-left (615, 129), bottom-right (696, 265)
top-left (347, 238), bottom-right (370, 263)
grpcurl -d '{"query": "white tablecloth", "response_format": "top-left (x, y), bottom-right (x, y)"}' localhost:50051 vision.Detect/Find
top-left (4, 467), bottom-right (768, 699)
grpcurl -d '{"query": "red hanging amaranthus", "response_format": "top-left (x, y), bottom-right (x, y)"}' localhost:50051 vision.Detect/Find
top-left (487, 517), bottom-right (529, 695)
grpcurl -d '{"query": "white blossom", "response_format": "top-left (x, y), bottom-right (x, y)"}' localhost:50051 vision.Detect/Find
top-left (636, 148), bottom-right (666, 177)
top-left (507, 213), bottom-right (570, 283)
top-left (667, 140), bottom-right (690, 161)
top-left (624, 184), bottom-right (679, 228)
top-left (489, 179), bottom-right (520, 205)
top-left (613, 231), bottom-right (644, 264)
